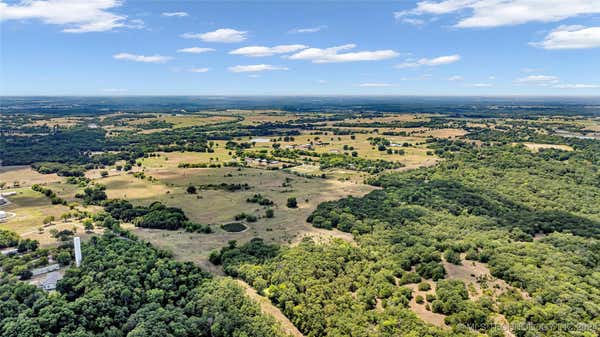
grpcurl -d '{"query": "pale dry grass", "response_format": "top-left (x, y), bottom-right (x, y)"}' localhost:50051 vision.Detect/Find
top-left (521, 143), bottom-right (573, 152)
top-left (125, 167), bottom-right (376, 270)
top-left (0, 166), bottom-right (62, 188)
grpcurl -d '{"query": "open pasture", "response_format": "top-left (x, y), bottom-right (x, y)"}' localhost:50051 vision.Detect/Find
top-left (119, 166), bottom-right (376, 270)
top-left (138, 146), bottom-right (234, 169)
top-left (128, 114), bottom-right (238, 129)
top-left (0, 165), bottom-right (62, 188)
top-left (246, 132), bottom-right (436, 165)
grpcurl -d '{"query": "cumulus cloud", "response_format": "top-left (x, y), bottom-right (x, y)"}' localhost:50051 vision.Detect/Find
top-left (181, 28), bottom-right (247, 43)
top-left (289, 25), bottom-right (327, 33)
top-left (288, 44), bottom-right (398, 63)
top-left (228, 64), bottom-right (289, 73)
top-left (532, 25), bottom-right (600, 50)
top-left (359, 83), bottom-right (393, 87)
top-left (396, 54), bottom-right (461, 68)
top-left (113, 53), bottom-right (172, 63)
top-left (0, 0), bottom-right (141, 33)
top-left (553, 84), bottom-right (600, 89)
top-left (177, 47), bottom-right (215, 54)
top-left (395, 0), bottom-right (600, 28)
top-left (516, 75), bottom-right (560, 84)
top-left (230, 44), bottom-right (307, 57)
top-left (162, 12), bottom-right (188, 17)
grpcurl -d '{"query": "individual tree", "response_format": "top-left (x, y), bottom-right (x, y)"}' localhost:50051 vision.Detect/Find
top-left (286, 197), bottom-right (298, 208)
top-left (265, 208), bottom-right (274, 218)
top-left (186, 185), bottom-right (197, 194)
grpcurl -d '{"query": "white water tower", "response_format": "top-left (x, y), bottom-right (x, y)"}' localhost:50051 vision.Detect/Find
top-left (73, 237), bottom-right (82, 267)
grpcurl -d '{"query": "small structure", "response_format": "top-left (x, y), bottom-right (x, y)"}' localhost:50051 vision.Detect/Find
top-left (74, 237), bottom-right (82, 267)
top-left (1, 191), bottom-right (17, 197)
top-left (41, 271), bottom-right (62, 291)
top-left (0, 211), bottom-right (6, 219)
top-left (1, 248), bottom-right (18, 255)
top-left (31, 264), bottom-right (60, 276)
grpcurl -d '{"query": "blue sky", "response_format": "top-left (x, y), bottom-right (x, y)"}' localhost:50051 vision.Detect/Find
top-left (1, 0), bottom-right (600, 96)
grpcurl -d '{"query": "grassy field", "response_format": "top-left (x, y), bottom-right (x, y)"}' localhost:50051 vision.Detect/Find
top-left (246, 132), bottom-right (436, 164)
top-left (117, 166), bottom-right (376, 270)
top-left (128, 114), bottom-right (238, 129)
top-left (521, 142), bottom-right (573, 152)
top-left (0, 165), bottom-right (62, 188)
top-left (138, 146), bottom-right (234, 169)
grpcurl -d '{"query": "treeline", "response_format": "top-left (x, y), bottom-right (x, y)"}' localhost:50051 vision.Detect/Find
top-left (104, 199), bottom-right (187, 230)
top-left (31, 184), bottom-right (68, 205)
top-left (0, 233), bottom-right (285, 336)
top-left (319, 153), bottom-right (404, 173)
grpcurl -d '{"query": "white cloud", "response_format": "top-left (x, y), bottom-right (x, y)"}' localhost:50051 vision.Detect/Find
top-left (447, 75), bottom-right (463, 81)
top-left (553, 84), bottom-right (600, 89)
top-left (516, 75), bottom-right (560, 84)
top-left (181, 28), bottom-right (247, 43)
top-left (532, 25), bottom-right (600, 50)
top-left (288, 44), bottom-right (399, 63)
top-left (359, 83), bottom-right (393, 87)
top-left (230, 44), bottom-right (307, 57)
top-left (289, 25), bottom-right (327, 33)
top-left (396, 54), bottom-right (461, 68)
top-left (228, 64), bottom-right (289, 73)
top-left (402, 18), bottom-right (425, 25)
top-left (0, 0), bottom-right (140, 33)
top-left (188, 67), bottom-right (210, 73)
top-left (177, 47), bottom-right (215, 54)
top-left (471, 83), bottom-right (492, 87)
top-left (396, 0), bottom-right (600, 28)
top-left (113, 53), bottom-right (172, 63)
top-left (162, 12), bottom-right (188, 17)
top-left (317, 80), bottom-right (327, 84)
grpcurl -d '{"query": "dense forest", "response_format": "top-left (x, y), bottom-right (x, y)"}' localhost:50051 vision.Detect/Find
top-left (0, 232), bottom-right (285, 337)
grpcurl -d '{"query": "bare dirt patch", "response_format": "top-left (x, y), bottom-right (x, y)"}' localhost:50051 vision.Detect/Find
top-left (404, 281), bottom-right (447, 328)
